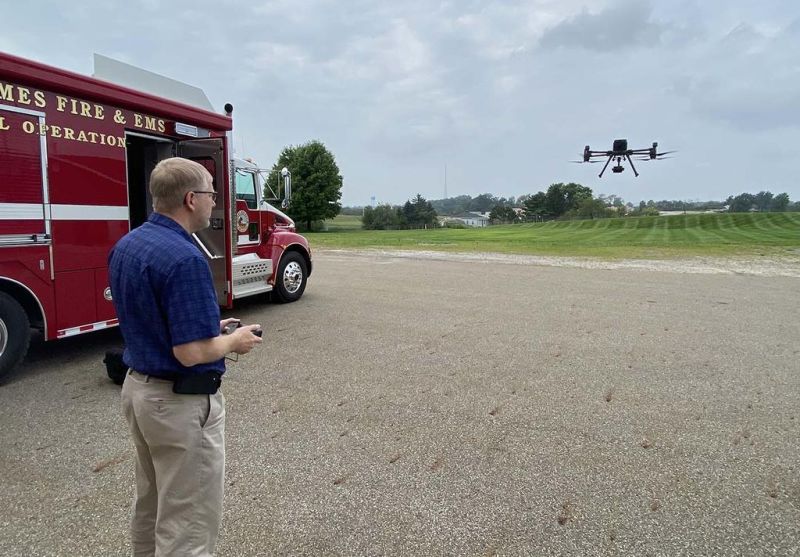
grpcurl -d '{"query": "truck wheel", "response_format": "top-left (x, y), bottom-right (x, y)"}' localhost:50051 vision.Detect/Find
top-left (0, 292), bottom-right (31, 380)
top-left (273, 252), bottom-right (307, 303)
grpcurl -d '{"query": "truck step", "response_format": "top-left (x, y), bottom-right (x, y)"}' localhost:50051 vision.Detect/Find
top-left (231, 254), bottom-right (273, 299)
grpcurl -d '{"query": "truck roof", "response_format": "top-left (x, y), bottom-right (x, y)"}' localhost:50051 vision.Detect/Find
top-left (0, 51), bottom-right (231, 131)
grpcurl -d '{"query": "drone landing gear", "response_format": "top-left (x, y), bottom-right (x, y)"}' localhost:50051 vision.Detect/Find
top-left (599, 156), bottom-right (612, 178)
top-left (625, 154), bottom-right (639, 177)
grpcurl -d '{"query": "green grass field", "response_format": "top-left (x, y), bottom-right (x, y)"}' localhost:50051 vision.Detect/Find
top-left (321, 214), bottom-right (363, 231)
top-left (307, 213), bottom-right (800, 258)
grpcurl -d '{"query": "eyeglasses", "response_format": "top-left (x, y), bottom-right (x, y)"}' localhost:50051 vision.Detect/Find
top-left (192, 191), bottom-right (218, 202)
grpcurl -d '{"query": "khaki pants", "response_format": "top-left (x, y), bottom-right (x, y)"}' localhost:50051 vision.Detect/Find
top-left (121, 370), bottom-right (225, 557)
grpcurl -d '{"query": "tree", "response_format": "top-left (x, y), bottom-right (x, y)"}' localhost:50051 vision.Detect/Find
top-left (489, 205), bottom-right (518, 224)
top-left (727, 193), bottom-right (756, 212)
top-left (771, 193), bottom-right (790, 212)
top-left (523, 192), bottom-right (547, 218)
top-left (362, 204), bottom-right (400, 229)
top-left (430, 195), bottom-right (472, 216)
top-left (362, 206), bottom-right (374, 229)
top-left (544, 184), bottom-right (567, 216)
top-left (544, 183), bottom-right (593, 217)
top-left (266, 140), bottom-right (342, 230)
top-left (599, 193), bottom-right (625, 207)
top-left (575, 197), bottom-right (609, 219)
top-left (402, 194), bottom-right (438, 228)
top-left (754, 191), bottom-right (774, 212)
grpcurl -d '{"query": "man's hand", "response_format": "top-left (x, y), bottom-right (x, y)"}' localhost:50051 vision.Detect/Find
top-left (220, 318), bottom-right (240, 334)
top-left (229, 324), bottom-right (263, 355)
top-left (173, 323), bottom-right (263, 366)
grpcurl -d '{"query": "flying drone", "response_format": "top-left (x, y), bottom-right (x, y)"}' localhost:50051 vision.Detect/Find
top-left (571, 139), bottom-right (675, 178)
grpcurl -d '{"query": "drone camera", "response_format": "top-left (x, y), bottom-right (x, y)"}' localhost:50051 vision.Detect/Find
top-left (612, 165), bottom-right (625, 173)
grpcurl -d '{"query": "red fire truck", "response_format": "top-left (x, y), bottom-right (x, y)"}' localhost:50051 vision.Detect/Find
top-left (0, 52), bottom-right (312, 378)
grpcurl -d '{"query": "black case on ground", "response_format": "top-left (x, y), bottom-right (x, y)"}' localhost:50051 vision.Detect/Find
top-left (104, 350), bottom-right (127, 385)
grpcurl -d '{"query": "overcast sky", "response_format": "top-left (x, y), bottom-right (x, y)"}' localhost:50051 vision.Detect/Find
top-left (4, 1), bottom-right (800, 206)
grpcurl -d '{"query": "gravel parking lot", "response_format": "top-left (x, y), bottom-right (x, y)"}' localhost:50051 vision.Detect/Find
top-left (1, 250), bottom-right (799, 556)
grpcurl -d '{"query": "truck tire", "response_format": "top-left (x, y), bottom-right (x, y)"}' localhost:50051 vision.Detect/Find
top-left (273, 252), bottom-right (307, 303)
top-left (0, 292), bottom-right (30, 380)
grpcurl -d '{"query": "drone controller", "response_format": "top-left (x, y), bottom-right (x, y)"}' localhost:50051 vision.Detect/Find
top-left (223, 320), bottom-right (263, 337)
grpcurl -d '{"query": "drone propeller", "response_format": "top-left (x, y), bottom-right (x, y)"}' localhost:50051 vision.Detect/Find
top-left (570, 160), bottom-right (604, 164)
top-left (657, 150), bottom-right (677, 156)
top-left (634, 155), bottom-right (674, 161)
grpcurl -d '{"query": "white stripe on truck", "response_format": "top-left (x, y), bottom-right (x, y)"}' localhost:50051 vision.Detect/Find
top-left (0, 203), bottom-right (129, 221)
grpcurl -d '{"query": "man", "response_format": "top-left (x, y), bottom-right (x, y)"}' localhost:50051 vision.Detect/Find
top-left (109, 157), bottom-right (262, 556)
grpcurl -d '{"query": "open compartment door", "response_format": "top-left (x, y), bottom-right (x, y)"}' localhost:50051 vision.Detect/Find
top-left (176, 138), bottom-right (230, 305)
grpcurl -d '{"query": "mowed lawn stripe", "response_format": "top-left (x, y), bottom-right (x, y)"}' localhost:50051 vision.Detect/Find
top-left (308, 213), bottom-right (800, 258)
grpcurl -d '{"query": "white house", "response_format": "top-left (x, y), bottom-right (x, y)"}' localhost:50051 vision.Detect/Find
top-left (454, 212), bottom-right (490, 227)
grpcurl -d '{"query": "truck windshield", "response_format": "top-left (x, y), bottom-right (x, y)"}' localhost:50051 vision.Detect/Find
top-left (235, 170), bottom-right (257, 209)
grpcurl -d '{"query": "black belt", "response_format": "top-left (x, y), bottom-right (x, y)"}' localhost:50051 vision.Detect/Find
top-left (129, 369), bottom-right (176, 381)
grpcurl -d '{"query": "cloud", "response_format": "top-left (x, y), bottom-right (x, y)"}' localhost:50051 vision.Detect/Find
top-left (323, 18), bottom-right (431, 82)
top-left (676, 20), bottom-right (800, 130)
top-left (539, 1), bottom-right (667, 51)
top-left (246, 42), bottom-right (309, 71)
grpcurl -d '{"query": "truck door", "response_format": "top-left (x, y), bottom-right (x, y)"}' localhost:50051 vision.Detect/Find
top-left (176, 138), bottom-right (229, 305)
top-left (0, 106), bottom-right (49, 243)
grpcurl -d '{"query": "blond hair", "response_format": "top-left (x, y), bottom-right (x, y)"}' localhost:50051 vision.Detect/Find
top-left (149, 157), bottom-right (212, 213)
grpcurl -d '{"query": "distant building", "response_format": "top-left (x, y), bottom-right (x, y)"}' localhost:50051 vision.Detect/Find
top-left (658, 210), bottom-right (727, 216)
top-left (451, 212), bottom-right (489, 227)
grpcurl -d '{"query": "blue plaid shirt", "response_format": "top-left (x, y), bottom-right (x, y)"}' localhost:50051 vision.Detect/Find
top-left (108, 213), bottom-right (224, 377)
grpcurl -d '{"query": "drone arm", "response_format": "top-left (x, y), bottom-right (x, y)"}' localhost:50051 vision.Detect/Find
top-left (625, 154), bottom-right (639, 177)
top-left (598, 155), bottom-right (613, 178)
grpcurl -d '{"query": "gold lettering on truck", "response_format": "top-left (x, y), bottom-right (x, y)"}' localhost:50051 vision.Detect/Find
top-left (0, 81), bottom-right (148, 148)
top-left (0, 83), bottom-right (45, 107)
top-left (0, 83), bottom-right (12, 102)
top-left (17, 87), bottom-right (31, 105)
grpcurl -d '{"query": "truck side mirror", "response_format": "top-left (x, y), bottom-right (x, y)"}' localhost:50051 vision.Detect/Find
top-left (280, 167), bottom-right (292, 207)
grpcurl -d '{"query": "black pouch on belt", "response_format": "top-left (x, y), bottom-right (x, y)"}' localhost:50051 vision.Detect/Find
top-left (172, 371), bottom-right (222, 395)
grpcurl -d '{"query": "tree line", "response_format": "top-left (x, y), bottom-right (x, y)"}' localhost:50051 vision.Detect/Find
top-left (725, 191), bottom-right (794, 213)
top-left (345, 188), bottom-right (798, 227)
top-left (361, 194), bottom-right (438, 230)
